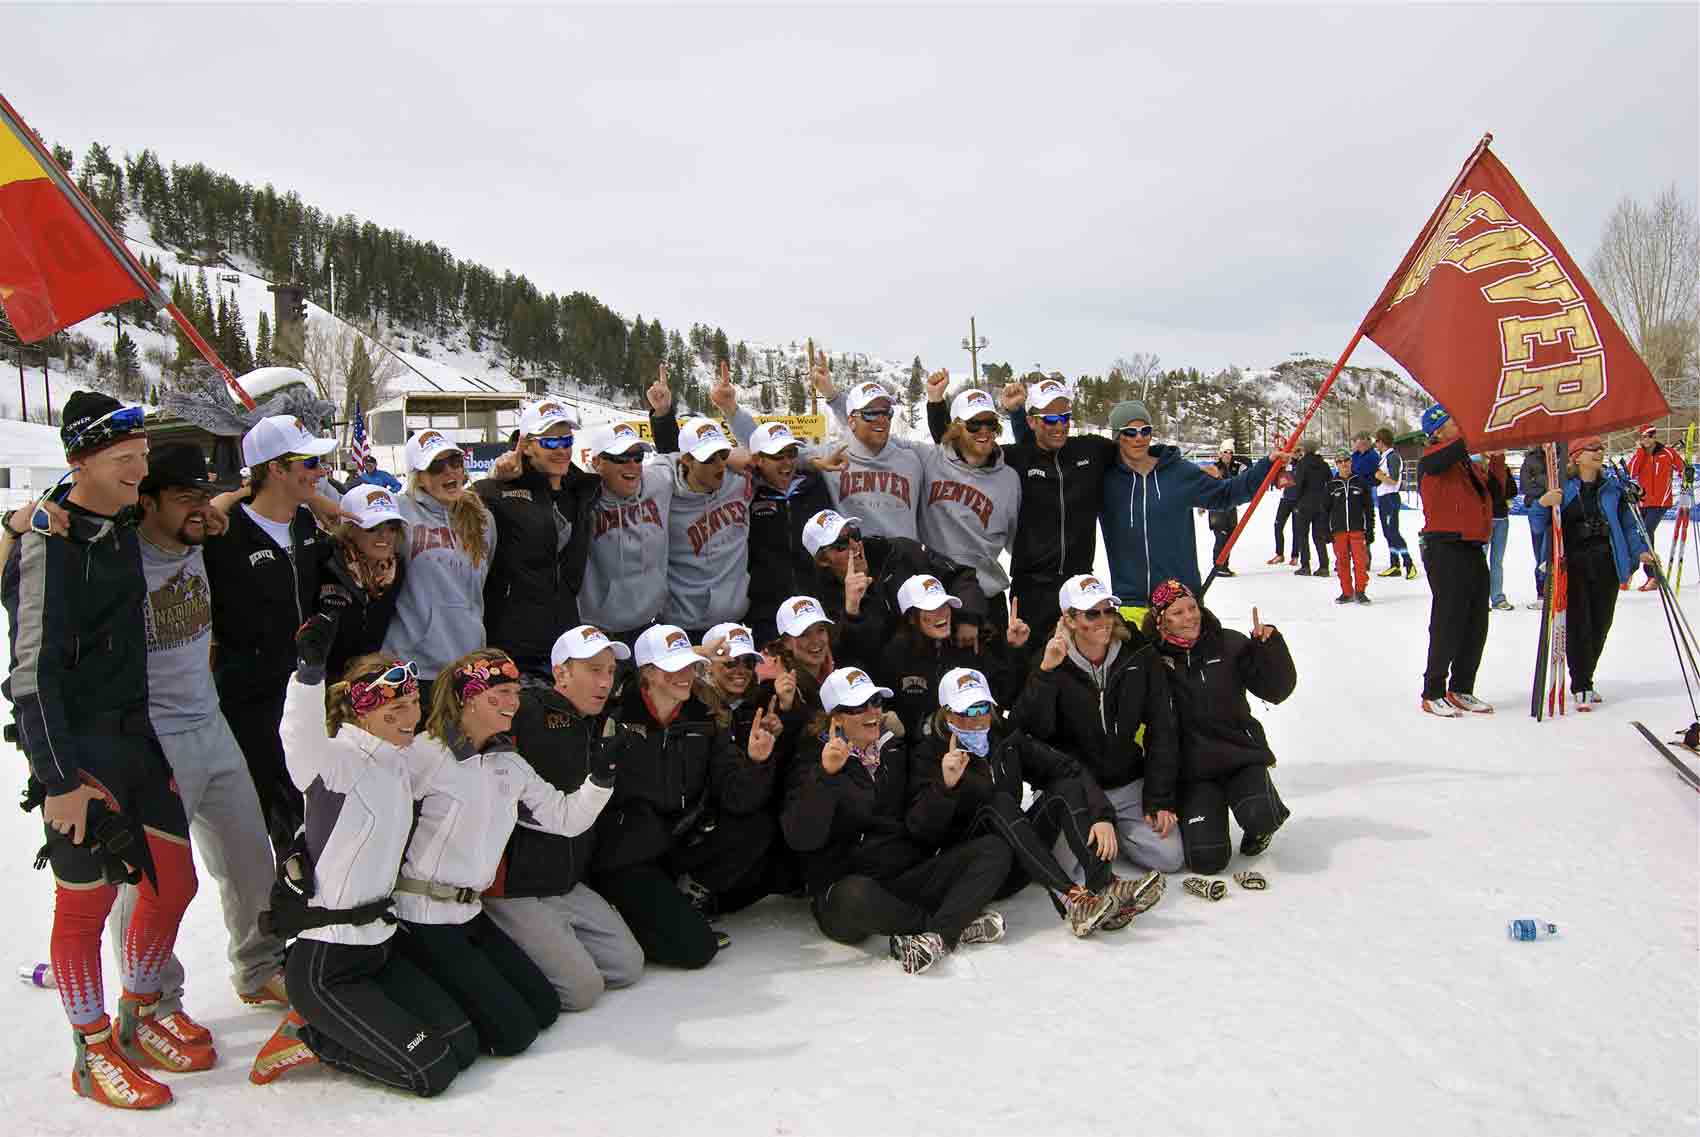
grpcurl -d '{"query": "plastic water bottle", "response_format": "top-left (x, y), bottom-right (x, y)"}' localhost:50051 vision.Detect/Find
top-left (1507, 919), bottom-right (1559, 942)
top-left (17, 962), bottom-right (55, 987)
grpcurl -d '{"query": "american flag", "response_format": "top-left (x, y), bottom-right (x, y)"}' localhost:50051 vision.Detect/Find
top-left (349, 397), bottom-right (369, 468)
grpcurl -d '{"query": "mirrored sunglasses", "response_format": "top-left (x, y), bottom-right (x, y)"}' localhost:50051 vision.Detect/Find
top-left (1119, 425), bottom-right (1155, 439)
top-left (535, 435), bottom-right (576, 450)
top-left (1036, 412), bottom-right (1072, 425)
top-left (285, 453), bottom-right (324, 469)
top-left (855, 408), bottom-right (894, 421)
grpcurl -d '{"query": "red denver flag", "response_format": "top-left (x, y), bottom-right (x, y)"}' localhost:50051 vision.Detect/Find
top-left (0, 93), bottom-right (167, 342)
top-left (1361, 140), bottom-right (1668, 447)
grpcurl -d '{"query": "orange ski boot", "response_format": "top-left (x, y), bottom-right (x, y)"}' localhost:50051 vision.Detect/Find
top-left (71, 1017), bottom-right (173, 1109)
top-left (117, 992), bottom-right (217, 1073)
top-left (250, 1010), bottom-right (319, 1085)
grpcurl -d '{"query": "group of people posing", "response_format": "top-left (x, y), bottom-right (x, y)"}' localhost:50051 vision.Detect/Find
top-left (3, 367), bottom-right (1302, 1109)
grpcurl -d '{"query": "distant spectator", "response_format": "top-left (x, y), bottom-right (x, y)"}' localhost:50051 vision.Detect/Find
top-left (1203, 440), bottom-right (1248, 577)
top-left (1372, 427), bottom-right (1415, 579)
top-left (1325, 452), bottom-right (1375, 604)
top-left (354, 454), bottom-right (402, 493)
top-left (1350, 433), bottom-right (1380, 485)
top-left (1267, 464), bottom-right (1301, 567)
top-left (1626, 424), bottom-right (1684, 591)
top-left (1479, 451), bottom-right (1517, 611)
top-left (1520, 444), bottom-right (1552, 609)
top-left (1291, 441), bottom-right (1332, 577)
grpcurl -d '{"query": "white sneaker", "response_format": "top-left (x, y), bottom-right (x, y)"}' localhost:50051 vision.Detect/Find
top-left (889, 932), bottom-right (948, 974)
top-left (1422, 697), bottom-right (1461, 718)
top-left (1445, 691), bottom-right (1494, 715)
top-left (958, 910), bottom-right (1007, 945)
top-left (1575, 689), bottom-right (1604, 711)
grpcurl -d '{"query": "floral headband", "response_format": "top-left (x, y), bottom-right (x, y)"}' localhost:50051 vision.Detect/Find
top-left (453, 656), bottom-right (521, 701)
top-left (350, 661), bottom-right (419, 715)
top-left (1149, 579), bottom-right (1194, 614)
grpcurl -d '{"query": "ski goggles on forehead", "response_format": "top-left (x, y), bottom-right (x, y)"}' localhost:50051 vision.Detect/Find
top-left (349, 660), bottom-right (420, 714)
top-left (68, 404), bottom-right (147, 451)
top-left (1119, 425), bottom-right (1155, 439)
top-left (534, 434), bottom-right (575, 450)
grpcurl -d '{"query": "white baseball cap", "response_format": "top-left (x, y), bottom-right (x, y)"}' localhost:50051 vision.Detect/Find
top-left (704, 622), bottom-right (761, 660)
top-left (680, 418), bottom-right (733, 462)
top-left (820, 666), bottom-right (893, 713)
top-left (404, 428), bottom-right (464, 472)
top-left (1025, 377), bottom-right (1072, 411)
top-left (340, 484), bottom-right (404, 529)
top-left (846, 382), bottom-right (894, 415)
top-left (633, 624), bottom-right (700, 672)
top-left (597, 421), bottom-right (651, 457)
top-left (519, 399), bottom-right (578, 438)
top-left (896, 574), bottom-right (961, 614)
top-left (776, 595), bottom-right (833, 638)
top-left (950, 388), bottom-right (998, 423)
top-left (1058, 572), bottom-right (1120, 613)
top-left (242, 415), bottom-right (337, 467)
top-left (551, 624), bottom-right (631, 669)
top-left (938, 666), bottom-right (997, 713)
top-left (1217, 440), bottom-right (1234, 453)
top-left (801, 509), bottom-right (862, 557)
top-left (749, 421), bottom-right (801, 456)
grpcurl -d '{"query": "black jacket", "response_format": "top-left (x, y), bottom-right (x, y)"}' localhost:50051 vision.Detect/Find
top-left (1293, 452), bottom-right (1332, 513)
top-left (592, 682), bottom-right (777, 890)
top-left (746, 471), bottom-right (834, 641)
top-left (323, 547), bottom-right (407, 682)
top-left (1154, 609), bottom-right (1296, 785)
top-left (496, 686), bottom-right (615, 899)
top-left (1324, 475), bottom-right (1376, 539)
top-left (1520, 446), bottom-right (1549, 509)
top-left (906, 724), bottom-right (1114, 849)
top-left (203, 501), bottom-right (328, 697)
top-left (1207, 455), bottom-right (1250, 532)
top-left (3, 503), bottom-right (150, 795)
top-left (816, 536), bottom-right (987, 669)
top-left (937, 402), bottom-right (1117, 583)
top-left (872, 630), bottom-right (1024, 742)
top-left (474, 460), bottom-right (598, 675)
top-left (782, 728), bottom-right (927, 894)
top-left (1012, 627), bottom-right (1180, 812)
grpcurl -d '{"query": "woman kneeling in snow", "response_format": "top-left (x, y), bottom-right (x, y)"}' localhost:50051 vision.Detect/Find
top-left (251, 646), bottom-right (475, 1095)
top-left (784, 667), bottom-right (1012, 975)
top-left (1145, 580), bottom-right (1294, 875)
top-left (906, 667), bottom-right (1164, 938)
top-left (397, 648), bottom-right (614, 1057)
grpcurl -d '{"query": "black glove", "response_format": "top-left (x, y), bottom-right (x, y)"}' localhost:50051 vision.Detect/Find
top-left (295, 612), bottom-right (339, 683)
top-left (588, 718), bottom-right (621, 789)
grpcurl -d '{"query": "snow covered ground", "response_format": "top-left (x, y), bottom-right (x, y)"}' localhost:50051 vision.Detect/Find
top-left (0, 508), bottom-right (1695, 1136)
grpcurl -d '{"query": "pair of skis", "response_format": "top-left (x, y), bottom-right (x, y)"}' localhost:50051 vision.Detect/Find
top-left (1531, 442), bottom-right (1569, 720)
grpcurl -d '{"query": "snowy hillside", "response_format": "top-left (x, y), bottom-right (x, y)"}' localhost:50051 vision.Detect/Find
top-left (0, 514), bottom-right (1693, 1135)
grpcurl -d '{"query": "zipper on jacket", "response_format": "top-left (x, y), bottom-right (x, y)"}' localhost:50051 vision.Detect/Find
top-left (1052, 449), bottom-right (1065, 570)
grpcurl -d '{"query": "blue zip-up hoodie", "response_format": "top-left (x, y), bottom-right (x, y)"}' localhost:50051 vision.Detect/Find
top-left (1561, 470), bottom-right (1649, 583)
top-left (1101, 445), bottom-right (1273, 605)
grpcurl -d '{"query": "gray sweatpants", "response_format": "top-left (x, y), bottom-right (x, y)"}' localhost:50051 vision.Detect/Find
top-left (1052, 778), bottom-right (1185, 882)
top-left (482, 884), bottom-right (644, 1011)
top-left (110, 712), bottom-right (284, 1013)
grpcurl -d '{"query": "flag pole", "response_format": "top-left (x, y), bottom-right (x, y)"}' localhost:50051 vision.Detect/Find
top-left (0, 93), bottom-right (255, 411)
top-left (1199, 132), bottom-right (1495, 600)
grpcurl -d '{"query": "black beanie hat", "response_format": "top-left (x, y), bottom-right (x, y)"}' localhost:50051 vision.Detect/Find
top-left (60, 390), bottom-right (143, 459)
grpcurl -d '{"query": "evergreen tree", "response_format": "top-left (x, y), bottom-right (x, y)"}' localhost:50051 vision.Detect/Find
top-left (786, 368), bottom-right (807, 414)
top-left (113, 330), bottom-right (141, 399)
top-left (711, 327), bottom-right (730, 366)
top-left (906, 356), bottom-right (925, 427)
top-left (226, 294), bottom-right (254, 373)
top-left (255, 310), bottom-right (272, 367)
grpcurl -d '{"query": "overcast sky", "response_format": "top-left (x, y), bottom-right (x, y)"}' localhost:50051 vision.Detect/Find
top-left (7, 3), bottom-right (1697, 380)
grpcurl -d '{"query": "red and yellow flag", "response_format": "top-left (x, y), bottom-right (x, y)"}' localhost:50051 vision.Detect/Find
top-left (1361, 141), bottom-right (1668, 447)
top-left (0, 93), bottom-right (165, 342)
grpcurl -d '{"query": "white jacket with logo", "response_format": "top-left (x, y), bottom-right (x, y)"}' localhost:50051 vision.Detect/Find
top-left (282, 675), bottom-right (417, 948)
top-left (396, 730), bottom-right (612, 925)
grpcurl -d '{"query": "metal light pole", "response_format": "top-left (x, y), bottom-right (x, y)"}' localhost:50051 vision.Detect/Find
top-left (961, 317), bottom-right (988, 389)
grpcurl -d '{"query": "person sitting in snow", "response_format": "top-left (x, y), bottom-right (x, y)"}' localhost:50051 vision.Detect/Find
top-left (1144, 580), bottom-right (1294, 876)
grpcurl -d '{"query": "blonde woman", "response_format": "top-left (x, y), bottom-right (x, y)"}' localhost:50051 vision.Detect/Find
top-left (251, 646), bottom-right (475, 1096)
top-left (384, 430), bottom-right (496, 703)
top-left (397, 648), bottom-right (614, 1056)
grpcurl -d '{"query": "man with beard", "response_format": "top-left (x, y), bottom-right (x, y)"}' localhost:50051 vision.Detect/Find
top-left (113, 445), bottom-right (288, 1026)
